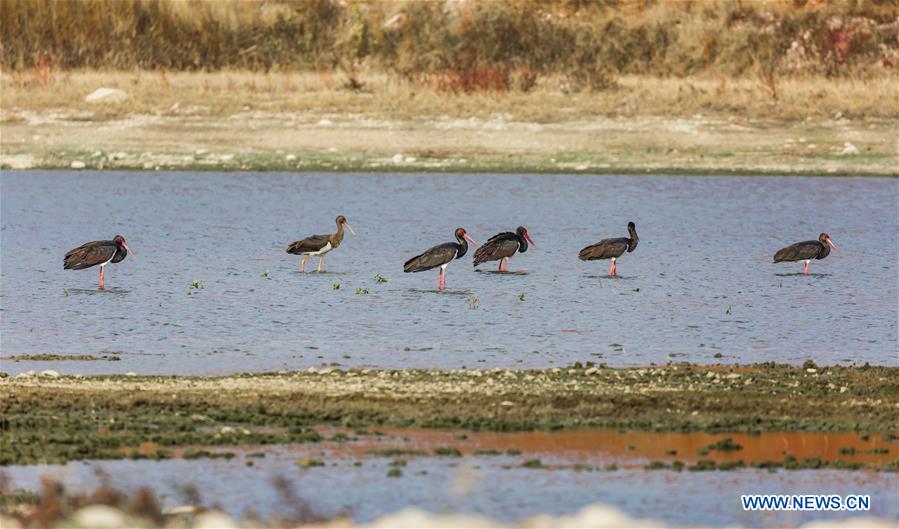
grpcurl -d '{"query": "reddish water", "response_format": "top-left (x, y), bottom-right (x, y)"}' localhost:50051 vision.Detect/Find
top-left (308, 427), bottom-right (896, 467)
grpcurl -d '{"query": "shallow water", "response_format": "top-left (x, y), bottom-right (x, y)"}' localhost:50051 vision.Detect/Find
top-left (1, 171), bottom-right (896, 375)
top-left (4, 428), bottom-right (896, 527)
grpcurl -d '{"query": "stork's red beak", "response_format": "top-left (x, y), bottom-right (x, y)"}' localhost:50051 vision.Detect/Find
top-left (826, 237), bottom-right (839, 252)
top-left (122, 242), bottom-right (137, 259)
top-left (524, 232), bottom-right (537, 249)
top-left (464, 233), bottom-right (479, 248)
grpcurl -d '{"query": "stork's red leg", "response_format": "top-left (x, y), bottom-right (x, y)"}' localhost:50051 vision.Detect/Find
top-left (498, 260), bottom-right (503, 272)
top-left (99, 266), bottom-right (105, 289)
top-left (803, 260), bottom-right (809, 275)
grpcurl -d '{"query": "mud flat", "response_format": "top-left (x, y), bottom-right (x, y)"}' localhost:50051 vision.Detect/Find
top-left (2, 363), bottom-right (897, 466)
top-left (2, 111), bottom-right (896, 176)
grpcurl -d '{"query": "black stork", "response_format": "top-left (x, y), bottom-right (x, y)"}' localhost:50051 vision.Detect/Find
top-left (473, 226), bottom-right (537, 272)
top-left (773, 233), bottom-right (838, 275)
top-left (578, 221), bottom-right (639, 277)
top-left (286, 215), bottom-right (355, 272)
top-left (63, 235), bottom-right (136, 289)
top-left (404, 228), bottom-right (479, 291)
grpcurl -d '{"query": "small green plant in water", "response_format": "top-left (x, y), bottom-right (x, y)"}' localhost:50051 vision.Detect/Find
top-left (356, 287), bottom-right (369, 295)
top-left (297, 458), bottom-right (325, 468)
top-left (468, 295), bottom-right (480, 309)
top-left (332, 282), bottom-right (340, 290)
top-left (725, 305), bottom-right (732, 315)
top-left (187, 279), bottom-right (206, 294)
top-left (518, 293), bottom-right (525, 301)
top-left (261, 270), bottom-right (270, 279)
top-left (373, 274), bottom-right (388, 283)
top-left (63, 288), bottom-right (69, 297)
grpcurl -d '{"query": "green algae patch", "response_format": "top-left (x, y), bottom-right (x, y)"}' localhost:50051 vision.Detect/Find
top-left (2, 364), bottom-right (897, 466)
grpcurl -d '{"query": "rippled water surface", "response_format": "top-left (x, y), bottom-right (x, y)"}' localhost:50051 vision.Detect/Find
top-left (1, 171), bottom-right (896, 374)
top-left (4, 439), bottom-right (896, 528)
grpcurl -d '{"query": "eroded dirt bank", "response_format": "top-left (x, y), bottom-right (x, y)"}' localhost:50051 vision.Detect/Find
top-left (2, 363), bottom-right (897, 465)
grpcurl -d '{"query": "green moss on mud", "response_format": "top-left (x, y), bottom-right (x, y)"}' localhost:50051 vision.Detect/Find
top-left (2, 363), bottom-right (897, 466)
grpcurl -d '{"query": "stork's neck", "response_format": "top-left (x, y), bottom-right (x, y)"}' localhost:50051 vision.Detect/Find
top-left (627, 226), bottom-right (639, 252)
top-left (455, 236), bottom-right (469, 259)
top-left (334, 222), bottom-right (344, 243)
top-left (516, 232), bottom-right (528, 253)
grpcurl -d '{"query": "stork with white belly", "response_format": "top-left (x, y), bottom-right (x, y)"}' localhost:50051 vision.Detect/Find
top-left (286, 215), bottom-right (355, 272)
top-left (64, 235), bottom-right (136, 289)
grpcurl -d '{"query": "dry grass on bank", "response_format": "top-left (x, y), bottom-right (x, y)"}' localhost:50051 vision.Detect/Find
top-left (2, 70), bottom-right (897, 122)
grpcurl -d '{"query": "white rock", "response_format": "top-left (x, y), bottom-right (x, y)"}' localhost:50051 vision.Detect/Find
top-left (70, 160), bottom-right (86, 169)
top-left (404, 156), bottom-right (417, 163)
top-left (220, 426), bottom-right (235, 434)
top-left (306, 366), bottom-right (317, 373)
top-left (84, 87), bottom-right (128, 103)
top-left (195, 148), bottom-right (208, 156)
top-left (585, 367), bottom-right (599, 375)
top-left (533, 502), bottom-right (661, 528)
top-left (40, 370), bottom-right (59, 378)
top-left (500, 401), bottom-right (514, 407)
top-left (73, 505), bottom-right (127, 528)
top-left (125, 371), bottom-right (137, 376)
top-left (194, 511), bottom-right (240, 529)
top-left (371, 508), bottom-right (501, 528)
top-left (383, 13), bottom-right (405, 30)
top-left (15, 370), bottom-right (36, 378)
top-left (0, 154), bottom-right (35, 169)
top-left (162, 505), bottom-right (199, 516)
top-left (392, 153), bottom-right (405, 164)
top-left (285, 154), bottom-right (297, 161)
top-left (0, 515), bottom-right (23, 529)
top-left (220, 154), bottom-right (235, 161)
top-left (112, 151), bottom-right (127, 160)
top-left (317, 118), bottom-right (333, 127)
top-left (91, 150), bottom-right (103, 158)
top-left (840, 142), bottom-right (860, 155)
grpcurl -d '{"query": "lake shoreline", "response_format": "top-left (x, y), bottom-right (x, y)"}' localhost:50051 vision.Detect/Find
top-left (3, 106), bottom-right (897, 177)
top-left (3, 363), bottom-right (897, 466)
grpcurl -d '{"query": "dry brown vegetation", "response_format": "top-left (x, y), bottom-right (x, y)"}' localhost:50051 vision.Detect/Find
top-left (2, 0), bottom-right (897, 82)
top-left (2, 70), bottom-right (897, 121)
top-left (2, 1), bottom-right (896, 175)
